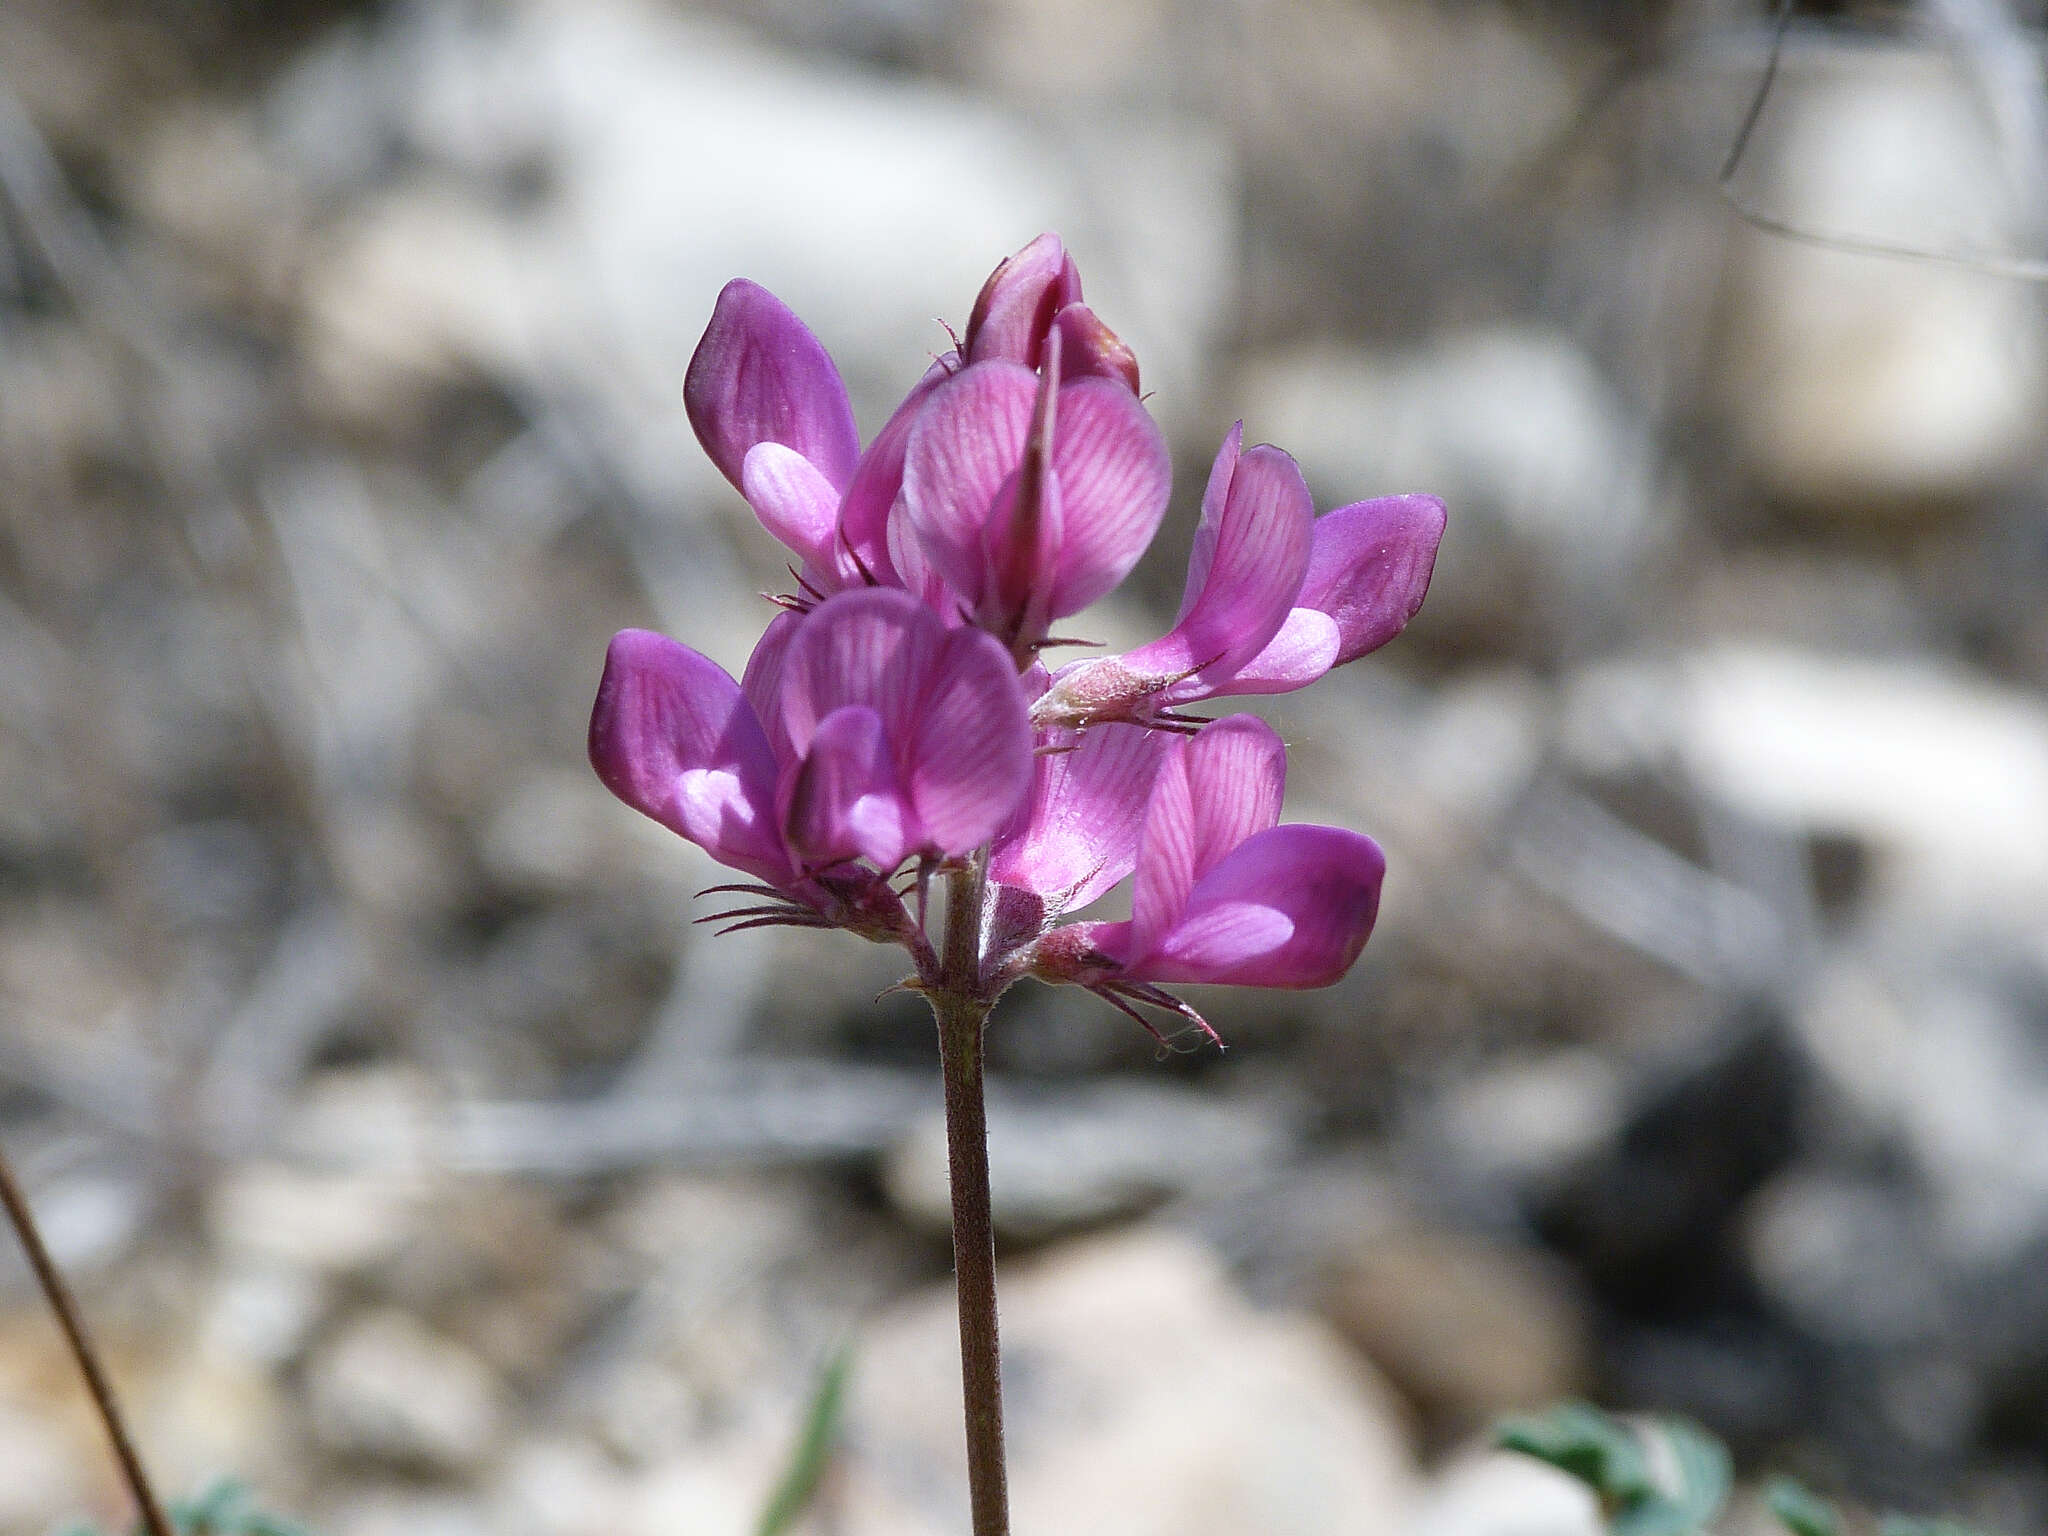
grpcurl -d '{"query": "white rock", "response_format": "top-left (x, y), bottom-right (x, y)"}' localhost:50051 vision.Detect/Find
top-left (1409, 1448), bottom-right (1602, 1536)
top-left (297, 183), bottom-right (537, 425)
top-left (327, 1488), bottom-right (490, 1536)
top-left (1801, 964), bottom-right (2048, 1266)
top-left (0, 1399), bottom-right (89, 1529)
top-left (1741, 1169), bottom-right (1942, 1346)
top-left (208, 1163), bottom-right (424, 1273)
top-left (492, 1437), bottom-right (636, 1536)
top-left (308, 1309), bottom-right (508, 1474)
top-left (1240, 328), bottom-right (1654, 581)
top-left (629, 1437), bottom-right (787, 1535)
top-left (199, 1262), bottom-right (329, 1366)
top-left (283, 0), bottom-right (1236, 448)
top-left (1563, 645), bottom-right (2048, 903)
top-left (1716, 46), bottom-right (2045, 504)
top-left (843, 1228), bottom-right (1416, 1535)
top-left (1429, 1049), bottom-right (1626, 1194)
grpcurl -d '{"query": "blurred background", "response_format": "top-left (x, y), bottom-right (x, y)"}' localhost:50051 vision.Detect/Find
top-left (1, 0), bottom-right (2047, 1531)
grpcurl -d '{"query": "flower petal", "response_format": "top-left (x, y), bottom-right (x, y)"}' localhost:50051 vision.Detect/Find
top-left (1298, 493), bottom-right (1447, 664)
top-left (589, 629), bottom-right (789, 882)
top-left (1124, 443), bottom-right (1314, 692)
top-left (784, 704), bottom-right (917, 870)
top-left (1181, 714), bottom-right (1288, 871)
top-left (1127, 715), bottom-right (1287, 961)
top-left (685, 279), bottom-right (860, 492)
top-left (990, 723), bottom-right (1171, 909)
top-left (901, 361), bottom-right (1038, 606)
top-left (1127, 738), bottom-right (1194, 959)
top-left (965, 233), bottom-right (1081, 368)
top-left (1142, 824), bottom-right (1384, 987)
top-left (777, 589), bottom-right (1031, 858)
top-left (1043, 378), bottom-right (1172, 617)
top-left (741, 442), bottom-right (840, 571)
top-left (836, 356), bottom-right (954, 587)
top-left (908, 624), bottom-right (1036, 854)
top-left (1051, 303), bottom-right (1139, 392)
top-left (742, 609), bottom-right (802, 764)
top-left (884, 494), bottom-right (962, 614)
top-left (1178, 421), bottom-right (1243, 622)
top-left (1202, 607), bottom-right (1342, 698)
top-left (778, 589), bottom-right (938, 757)
top-left (981, 338), bottom-right (1063, 642)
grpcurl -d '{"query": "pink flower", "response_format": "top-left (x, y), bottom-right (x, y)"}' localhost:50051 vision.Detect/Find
top-left (590, 588), bottom-right (1031, 936)
top-left (600, 234), bottom-right (1437, 1039)
top-left (684, 278), bottom-right (866, 585)
top-left (1031, 424), bottom-right (1446, 730)
top-left (989, 717), bottom-right (1172, 917)
top-left (683, 233), bottom-right (1156, 626)
top-left (1017, 715), bottom-right (1385, 1031)
top-left (962, 231), bottom-right (1140, 390)
top-left (900, 332), bottom-right (1170, 656)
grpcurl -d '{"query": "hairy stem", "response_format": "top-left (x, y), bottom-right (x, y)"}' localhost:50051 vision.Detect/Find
top-left (933, 860), bottom-right (1008, 1536)
top-left (0, 1140), bottom-right (175, 1536)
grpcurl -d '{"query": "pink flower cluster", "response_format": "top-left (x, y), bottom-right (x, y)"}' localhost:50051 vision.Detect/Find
top-left (590, 235), bottom-right (1444, 1037)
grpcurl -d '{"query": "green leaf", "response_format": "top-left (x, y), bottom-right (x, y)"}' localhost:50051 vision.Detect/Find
top-left (1497, 1404), bottom-right (1728, 1536)
top-left (55, 1479), bottom-right (311, 1536)
top-left (753, 1344), bottom-right (854, 1536)
top-left (1610, 1499), bottom-right (1704, 1536)
top-left (1497, 1402), bottom-right (1655, 1508)
top-left (1641, 1418), bottom-right (1731, 1533)
top-left (1766, 1477), bottom-right (1842, 1536)
top-left (165, 1480), bottom-right (313, 1536)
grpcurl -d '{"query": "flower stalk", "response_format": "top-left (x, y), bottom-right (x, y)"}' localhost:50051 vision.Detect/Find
top-left (0, 1140), bottom-right (175, 1536)
top-left (932, 860), bottom-right (1008, 1535)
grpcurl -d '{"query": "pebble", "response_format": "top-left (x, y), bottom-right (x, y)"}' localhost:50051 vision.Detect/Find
top-left (1715, 46), bottom-right (2046, 507)
top-left (308, 1309), bottom-right (509, 1475)
top-left (0, 1398), bottom-right (90, 1530)
top-left (1239, 328), bottom-right (1656, 644)
top-left (844, 1227), bottom-right (1417, 1535)
top-left (1409, 1448), bottom-right (1603, 1536)
top-left (1563, 645), bottom-right (2048, 906)
top-left (1317, 1226), bottom-right (1590, 1438)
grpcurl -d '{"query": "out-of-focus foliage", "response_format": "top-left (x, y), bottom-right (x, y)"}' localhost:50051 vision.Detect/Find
top-left (1503, 1411), bottom-right (2004, 1536)
top-left (60, 1481), bottom-right (308, 1536)
top-left (752, 1346), bottom-right (853, 1536)
top-left (1497, 1402), bottom-right (1728, 1536)
top-left (1766, 1476), bottom-right (1842, 1536)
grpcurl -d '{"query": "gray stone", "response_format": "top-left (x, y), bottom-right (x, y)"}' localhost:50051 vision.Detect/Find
top-left (281, 0), bottom-right (1237, 450)
top-left (1239, 328), bottom-right (1657, 619)
top-left (1715, 46), bottom-right (2046, 507)
top-left (1741, 1170), bottom-right (1946, 1347)
top-left (1562, 646), bottom-right (2048, 912)
top-left (843, 1228), bottom-right (1416, 1535)
top-left (1317, 1226), bottom-right (1591, 1437)
top-left (308, 1309), bottom-right (508, 1474)
top-left (1409, 1448), bottom-right (1603, 1536)
top-left (1801, 966), bottom-right (2048, 1268)
top-left (0, 1400), bottom-right (90, 1531)
top-left (1425, 1050), bottom-right (1627, 1200)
